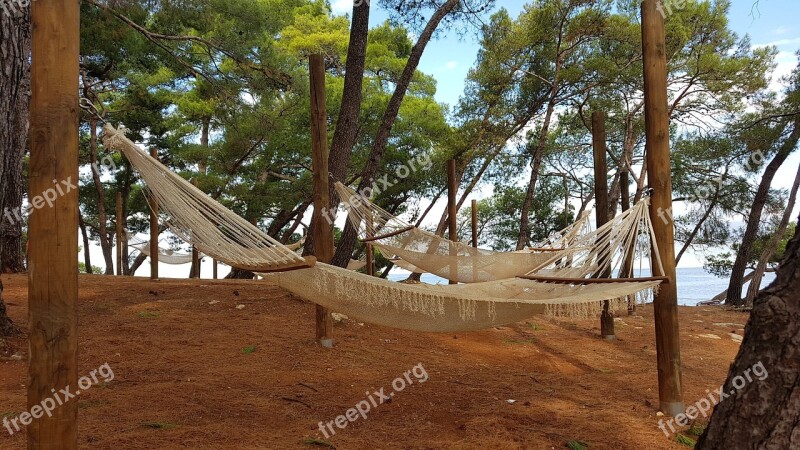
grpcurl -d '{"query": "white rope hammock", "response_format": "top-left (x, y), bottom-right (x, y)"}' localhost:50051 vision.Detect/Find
top-left (103, 124), bottom-right (665, 330)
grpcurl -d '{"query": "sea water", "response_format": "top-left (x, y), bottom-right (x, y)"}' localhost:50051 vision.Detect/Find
top-left (388, 266), bottom-right (776, 306)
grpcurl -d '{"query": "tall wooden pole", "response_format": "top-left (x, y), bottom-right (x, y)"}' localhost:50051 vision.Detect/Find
top-left (116, 192), bottom-right (123, 276)
top-left (149, 148), bottom-right (159, 281)
top-left (309, 54), bottom-right (334, 348)
top-left (447, 159), bottom-right (458, 284)
top-left (28, 0), bottom-right (80, 447)
top-left (592, 111), bottom-right (615, 340)
top-left (471, 199), bottom-right (478, 248)
top-left (213, 258), bottom-right (218, 279)
top-left (190, 178), bottom-right (200, 278)
top-left (642, 0), bottom-right (684, 416)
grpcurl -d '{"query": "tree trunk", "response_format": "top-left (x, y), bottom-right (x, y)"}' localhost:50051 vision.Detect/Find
top-left (128, 252), bottom-right (147, 276)
top-left (0, 3), bottom-right (31, 329)
top-left (0, 280), bottom-right (19, 336)
top-left (727, 118), bottom-right (800, 305)
top-left (302, 1), bottom-right (370, 257)
top-left (78, 215), bottom-right (93, 274)
top-left (1, 171), bottom-right (25, 272)
top-left (744, 162), bottom-right (800, 306)
top-left (696, 213), bottom-right (800, 449)
top-left (327, 0), bottom-right (369, 204)
top-left (331, 0), bottom-right (460, 268)
top-left (88, 117), bottom-right (115, 274)
top-left (0, 4), bottom-right (31, 273)
top-left (516, 95), bottom-right (557, 250)
top-left (225, 267), bottom-right (255, 279)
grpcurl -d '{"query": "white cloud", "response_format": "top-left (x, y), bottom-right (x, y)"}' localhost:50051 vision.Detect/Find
top-left (330, 0), bottom-right (351, 14)
top-left (754, 37), bottom-right (800, 48)
top-left (772, 26), bottom-right (791, 36)
top-left (445, 61), bottom-right (458, 70)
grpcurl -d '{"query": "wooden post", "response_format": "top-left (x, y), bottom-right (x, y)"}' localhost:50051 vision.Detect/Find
top-left (191, 178), bottom-right (200, 278)
top-left (447, 159), bottom-right (458, 284)
top-left (642, 0), bottom-right (684, 417)
top-left (213, 258), bottom-right (218, 279)
top-left (116, 191), bottom-right (123, 276)
top-left (471, 199), bottom-right (478, 248)
top-left (309, 54), bottom-right (334, 348)
top-left (592, 111), bottom-right (615, 340)
top-left (150, 148), bottom-right (159, 281)
top-left (192, 247), bottom-right (200, 278)
top-left (28, 0), bottom-right (80, 447)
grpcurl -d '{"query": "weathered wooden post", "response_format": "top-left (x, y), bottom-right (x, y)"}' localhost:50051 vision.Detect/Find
top-left (471, 199), bottom-right (478, 248)
top-left (29, 0), bottom-right (80, 446)
top-left (642, 0), bottom-right (684, 416)
top-left (190, 178), bottom-right (200, 278)
top-left (309, 54), bottom-right (334, 348)
top-left (447, 159), bottom-right (458, 284)
top-left (592, 111), bottom-right (616, 340)
top-left (150, 148), bottom-right (159, 281)
top-left (213, 258), bottom-right (218, 279)
top-left (116, 191), bottom-right (123, 276)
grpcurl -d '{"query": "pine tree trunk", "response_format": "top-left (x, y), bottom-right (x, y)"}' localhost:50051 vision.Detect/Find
top-left (331, 0), bottom-right (460, 267)
top-left (0, 4), bottom-right (30, 329)
top-left (79, 215), bottom-right (93, 274)
top-left (696, 214), bottom-right (800, 449)
top-left (727, 118), bottom-right (800, 305)
top-left (0, 3), bottom-right (31, 274)
top-left (0, 280), bottom-right (19, 336)
top-left (303, 1), bottom-right (370, 258)
top-left (516, 96), bottom-right (556, 250)
top-left (744, 163), bottom-right (800, 306)
top-left (88, 117), bottom-right (115, 274)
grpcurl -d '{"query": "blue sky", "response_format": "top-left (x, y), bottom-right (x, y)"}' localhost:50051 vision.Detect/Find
top-left (331, 0), bottom-right (800, 108)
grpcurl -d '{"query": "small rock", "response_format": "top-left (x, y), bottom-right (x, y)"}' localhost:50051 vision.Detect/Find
top-left (233, 290), bottom-right (240, 296)
top-left (331, 313), bottom-right (349, 322)
top-left (506, 399), bottom-right (516, 404)
top-left (656, 411), bottom-right (664, 417)
top-left (208, 300), bottom-right (219, 305)
top-left (698, 333), bottom-right (721, 340)
top-left (729, 333), bottom-right (743, 342)
top-left (236, 304), bottom-right (245, 310)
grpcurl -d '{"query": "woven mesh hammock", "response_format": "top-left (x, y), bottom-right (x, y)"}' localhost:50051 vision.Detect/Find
top-left (334, 182), bottom-right (662, 283)
top-left (104, 124), bottom-right (665, 331)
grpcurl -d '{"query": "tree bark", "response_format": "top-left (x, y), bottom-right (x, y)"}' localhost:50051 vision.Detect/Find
top-left (516, 95), bottom-right (557, 250)
top-left (88, 117), bottom-right (115, 274)
top-left (726, 117), bottom-right (800, 305)
top-left (0, 6), bottom-right (31, 273)
top-left (0, 280), bottom-right (19, 336)
top-left (327, 0), bottom-right (369, 204)
top-left (696, 213), bottom-right (800, 449)
top-left (78, 215), bottom-right (93, 274)
top-left (331, 0), bottom-right (460, 268)
top-left (0, 3), bottom-right (31, 328)
top-left (744, 162), bottom-right (800, 306)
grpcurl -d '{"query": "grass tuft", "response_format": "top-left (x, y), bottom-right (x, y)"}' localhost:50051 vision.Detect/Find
top-left (304, 438), bottom-right (336, 448)
top-left (141, 422), bottom-right (177, 430)
top-left (137, 311), bottom-right (160, 318)
top-left (242, 345), bottom-right (256, 354)
top-left (687, 423), bottom-right (706, 436)
top-left (676, 433), bottom-right (696, 447)
top-left (566, 440), bottom-right (589, 450)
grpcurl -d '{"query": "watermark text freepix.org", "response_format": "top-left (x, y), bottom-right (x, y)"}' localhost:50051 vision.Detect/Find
top-left (321, 153), bottom-right (432, 225)
top-left (2, 153), bottom-right (116, 227)
top-left (317, 363), bottom-right (429, 438)
top-left (3, 363), bottom-right (115, 436)
top-left (658, 360), bottom-right (768, 437)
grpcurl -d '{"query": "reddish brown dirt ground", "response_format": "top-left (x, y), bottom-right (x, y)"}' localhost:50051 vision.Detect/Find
top-left (0, 273), bottom-right (747, 449)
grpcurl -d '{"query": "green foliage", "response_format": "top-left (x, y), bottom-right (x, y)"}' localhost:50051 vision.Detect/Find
top-left (566, 440), bottom-right (589, 450)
